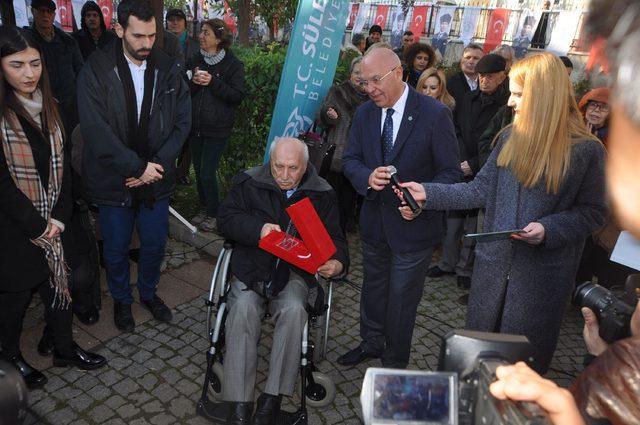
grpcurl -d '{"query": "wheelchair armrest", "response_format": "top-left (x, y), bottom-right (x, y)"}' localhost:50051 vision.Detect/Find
top-left (223, 240), bottom-right (235, 250)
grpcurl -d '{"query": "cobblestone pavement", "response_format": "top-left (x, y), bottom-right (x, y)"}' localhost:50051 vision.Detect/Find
top-left (22, 234), bottom-right (587, 424)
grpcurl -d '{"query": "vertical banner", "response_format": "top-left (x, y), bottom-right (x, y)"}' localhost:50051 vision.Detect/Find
top-left (223, 1), bottom-right (237, 35)
top-left (352, 3), bottom-right (369, 34)
top-left (348, 3), bottom-right (359, 28)
top-left (431, 5), bottom-right (456, 56)
top-left (14, 0), bottom-right (30, 27)
top-left (373, 5), bottom-right (390, 30)
top-left (484, 8), bottom-right (510, 53)
top-left (547, 11), bottom-right (581, 55)
top-left (389, 6), bottom-right (407, 48)
top-left (264, 0), bottom-right (350, 160)
top-left (512, 10), bottom-right (542, 58)
top-left (98, 0), bottom-right (113, 29)
top-left (71, 0), bottom-right (87, 28)
top-left (55, 0), bottom-right (74, 31)
top-left (459, 6), bottom-right (481, 46)
top-left (409, 5), bottom-right (429, 41)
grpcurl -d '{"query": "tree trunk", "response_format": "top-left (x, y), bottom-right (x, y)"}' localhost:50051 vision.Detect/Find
top-left (150, 0), bottom-right (164, 48)
top-left (236, 0), bottom-right (251, 46)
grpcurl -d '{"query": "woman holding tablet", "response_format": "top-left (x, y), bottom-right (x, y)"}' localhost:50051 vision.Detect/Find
top-left (396, 53), bottom-right (607, 373)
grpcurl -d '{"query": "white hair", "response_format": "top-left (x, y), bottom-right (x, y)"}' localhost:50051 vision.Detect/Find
top-left (269, 137), bottom-right (309, 164)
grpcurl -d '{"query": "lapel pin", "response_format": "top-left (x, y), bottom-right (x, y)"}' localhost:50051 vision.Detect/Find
top-left (408, 116), bottom-right (413, 121)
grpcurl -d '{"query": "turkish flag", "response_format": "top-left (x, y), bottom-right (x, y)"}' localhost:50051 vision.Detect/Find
top-left (98, 0), bottom-right (113, 29)
top-left (56, 0), bottom-right (74, 32)
top-left (409, 5), bottom-right (429, 41)
top-left (374, 5), bottom-right (390, 30)
top-left (348, 3), bottom-right (359, 28)
top-left (223, 1), bottom-right (237, 35)
top-left (484, 8), bottom-right (510, 53)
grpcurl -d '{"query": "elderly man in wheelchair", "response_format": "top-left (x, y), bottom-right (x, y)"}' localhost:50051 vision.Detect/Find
top-left (203, 137), bottom-right (349, 425)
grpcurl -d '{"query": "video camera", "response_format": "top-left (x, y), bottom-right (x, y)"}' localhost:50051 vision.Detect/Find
top-left (0, 359), bottom-right (28, 425)
top-left (573, 275), bottom-right (639, 343)
top-left (360, 330), bottom-right (551, 425)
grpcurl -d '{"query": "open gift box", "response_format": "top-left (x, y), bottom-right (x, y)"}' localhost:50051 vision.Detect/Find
top-left (258, 197), bottom-right (337, 274)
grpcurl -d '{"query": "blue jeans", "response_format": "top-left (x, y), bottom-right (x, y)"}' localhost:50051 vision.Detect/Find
top-left (98, 199), bottom-right (169, 304)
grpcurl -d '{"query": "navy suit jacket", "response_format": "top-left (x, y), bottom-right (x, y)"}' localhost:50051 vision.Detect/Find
top-left (343, 86), bottom-right (462, 253)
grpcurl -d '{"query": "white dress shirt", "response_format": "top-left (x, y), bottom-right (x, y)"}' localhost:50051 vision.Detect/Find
top-left (125, 54), bottom-right (147, 121)
top-left (380, 83), bottom-right (409, 146)
top-left (465, 73), bottom-right (478, 91)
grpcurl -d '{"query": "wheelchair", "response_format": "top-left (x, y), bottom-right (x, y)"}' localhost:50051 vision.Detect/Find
top-left (196, 241), bottom-right (337, 424)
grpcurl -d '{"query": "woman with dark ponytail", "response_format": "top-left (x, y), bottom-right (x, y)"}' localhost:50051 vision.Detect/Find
top-left (0, 25), bottom-right (105, 390)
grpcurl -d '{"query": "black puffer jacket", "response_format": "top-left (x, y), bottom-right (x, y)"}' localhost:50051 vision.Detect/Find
top-left (217, 164), bottom-right (349, 287)
top-left (71, 1), bottom-right (117, 60)
top-left (187, 49), bottom-right (246, 138)
top-left (77, 43), bottom-right (191, 207)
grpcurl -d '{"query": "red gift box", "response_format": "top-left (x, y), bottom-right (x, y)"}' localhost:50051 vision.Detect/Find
top-left (258, 197), bottom-right (337, 274)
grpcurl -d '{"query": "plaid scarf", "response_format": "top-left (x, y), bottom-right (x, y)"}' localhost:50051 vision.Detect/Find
top-left (0, 92), bottom-right (71, 308)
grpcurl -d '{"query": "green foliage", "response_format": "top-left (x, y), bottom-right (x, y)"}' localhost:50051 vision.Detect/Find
top-left (217, 43), bottom-right (287, 194)
top-left (334, 50), bottom-right (360, 85)
top-left (573, 77), bottom-right (591, 101)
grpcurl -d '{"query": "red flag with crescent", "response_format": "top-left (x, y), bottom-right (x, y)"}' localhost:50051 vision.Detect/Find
top-left (56, 0), bottom-right (74, 32)
top-left (409, 5), bottom-right (429, 41)
top-left (98, 0), bottom-right (113, 29)
top-left (374, 5), bottom-right (390, 30)
top-left (349, 3), bottom-right (359, 28)
top-left (223, 1), bottom-right (237, 35)
top-left (484, 8), bottom-right (510, 53)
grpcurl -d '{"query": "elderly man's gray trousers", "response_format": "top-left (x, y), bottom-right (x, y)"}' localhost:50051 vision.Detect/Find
top-left (222, 275), bottom-right (308, 402)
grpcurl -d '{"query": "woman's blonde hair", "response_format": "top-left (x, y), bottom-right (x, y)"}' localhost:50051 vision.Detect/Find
top-left (416, 68), bottom-right (455, 110)
top-left (496, 52), bottom-right (597, 194)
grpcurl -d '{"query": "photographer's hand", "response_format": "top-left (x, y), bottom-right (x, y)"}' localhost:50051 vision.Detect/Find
top-left (490, 362), bottom-right (585, 425)
top-left (581, 307), bottom-right (609, 356)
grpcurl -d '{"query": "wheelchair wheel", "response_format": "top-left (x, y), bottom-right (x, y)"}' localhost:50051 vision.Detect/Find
top-left (304, 371), bottom-right (335, 408)
top-left (208, 362), bottom-right (225, 400)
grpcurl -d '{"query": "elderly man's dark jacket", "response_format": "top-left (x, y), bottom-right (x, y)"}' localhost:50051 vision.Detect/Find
top-left (217, 163), bottom-right (349, 287)
top-left (454, 78), bottom-right (509, 174)
top-left (72, 0), bottom-right (117, 60)
top-left (77, 43), bottom-right (191, 207)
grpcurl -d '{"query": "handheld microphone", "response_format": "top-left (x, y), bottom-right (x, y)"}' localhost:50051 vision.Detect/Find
top-left (388, 166), bottom-right (421, 213)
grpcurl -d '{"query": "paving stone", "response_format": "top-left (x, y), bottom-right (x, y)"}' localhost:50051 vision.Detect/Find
top-left (151, 382), bottom-right (180, 403)
top-left (68, 393), bottom-right (93, 412)
top-left (46, 407), bottom-right (78, 424)
top-left (149, 413), bottom-right (178, 425)
top-left (105, 394), bottom-right (127, 410)
top-left (112, 377), bottom-right (141, 397)
top-left (98, 369), bottom-right (124, 387)
top-left (115, 403), bottom-right (140, 419)
top-left (88, 404), bottom-right (115, 422)
top-left (139, 373), bottom-right (159, 391)
top-left (74, 373), bottom-right (100, 391)
top-left (169, 396), bottom-right (193, 419)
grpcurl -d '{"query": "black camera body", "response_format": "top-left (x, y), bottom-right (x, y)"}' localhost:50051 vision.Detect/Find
top-left (573, 281), bottom-right (635, 343)
top-left (438, 330), bottom-right (551, 425)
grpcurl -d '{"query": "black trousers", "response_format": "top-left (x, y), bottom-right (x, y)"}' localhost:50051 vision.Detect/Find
top-left (0, 281), bottom-right (73, 358)
top-left (325, 170), bottom-right (357, 233)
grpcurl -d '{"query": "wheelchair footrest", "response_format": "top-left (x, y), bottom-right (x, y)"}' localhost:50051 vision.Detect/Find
top-left (196, 398), bottom-right (228, 423)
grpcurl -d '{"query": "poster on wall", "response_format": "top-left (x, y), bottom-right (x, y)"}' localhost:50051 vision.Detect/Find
top-left (55, 0), bottom-right (74, 32)
top-left (431, 5), bottom-right (456, 56)
top-left (352, 3), bottom-right (370, 34)
top-left (14, 0), bottom-right (30, 27)
top-left (547, 10), bottom-right (581, 55)
top-left (512, 10), bottom-right (542, 58)
top-left (389, 6), bottom-right (408, 48)
top-left (459, 6), bottom-right (481, 46)
top-left (348, 3), bottom-right (359, 28)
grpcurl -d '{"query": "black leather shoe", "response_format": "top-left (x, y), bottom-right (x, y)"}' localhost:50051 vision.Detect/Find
top-left (7, 354), bottom-right (47, 389)
top-left (141, 295), bottom-right (173, 323)
top-left (37, 327), bottom-right (54, 357)
top-left (113, 301), bottom-right (135, 332)
top-left (53, 343), bottom-right (107, 370)
top-left (427, 265), bottom-right (455, 278)
top-left (74, 306), bottom-right (100, 325)
top-left (337, 346), bottom-right (380, 366)
top-left (252, 393), bottom-right (282, 425)
top-left (228, 402), bottom-right (254, 425)
top-left (457, 275), bottom-right (471, 290)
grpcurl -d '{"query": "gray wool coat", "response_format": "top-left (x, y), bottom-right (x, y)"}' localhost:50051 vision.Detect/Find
top-left (423, 135), bottom-right (608, 373)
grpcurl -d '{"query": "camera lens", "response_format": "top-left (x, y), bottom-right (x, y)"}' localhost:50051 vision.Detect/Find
top-left (574, 281), bottom-right (612, 314)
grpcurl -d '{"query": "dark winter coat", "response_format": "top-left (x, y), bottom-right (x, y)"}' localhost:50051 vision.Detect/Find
top-left (454, 79), bottom-right (509, 174)
top-left (422, 134), bottom-right (608, 373)
top-left (187, 50), bottom-right (246, 139)
top-left (28, 26), bottom-right (83, 132)
top-left (317, 80), bottom-right (368, 172)
top-left (0, 119), bottom-right (72, 292)
top-left (77, 43), bottom-right (191, 207)
top-left (71, 1), bottom-right (117, 60)
top-left (478, 105), bottom-right (513, 167)
top-left (447, 71), bottom-right (474, 109)
top-left (217, 163), bottom-right (349, 287)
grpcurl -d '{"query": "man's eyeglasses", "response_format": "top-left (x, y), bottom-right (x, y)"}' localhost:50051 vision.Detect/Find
top-left (587, 101), bottom-right (610, 113)
top-left (357, 65), bottom-right (398, 88)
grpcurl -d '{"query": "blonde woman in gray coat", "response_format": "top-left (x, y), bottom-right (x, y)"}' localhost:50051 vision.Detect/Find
top-left (397, 53), bottom-right (608, 373)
